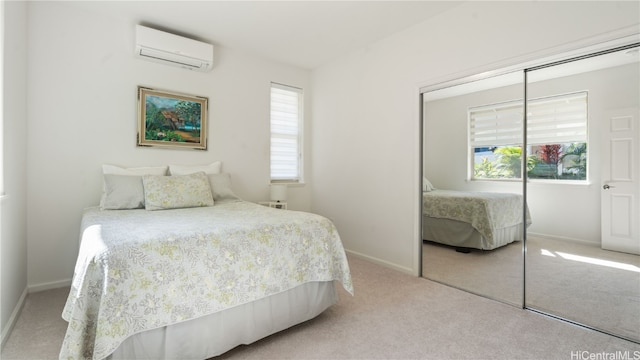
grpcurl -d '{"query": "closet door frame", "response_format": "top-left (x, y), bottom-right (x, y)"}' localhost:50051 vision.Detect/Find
top-left (418, 33), bottom-right (640, 342)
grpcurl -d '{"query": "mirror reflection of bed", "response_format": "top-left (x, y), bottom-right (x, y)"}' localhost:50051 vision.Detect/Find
top-left (422, 186), bottom-right (529, 252)
top-left (422, 69), bottom-right (525, 309)
top-left (421, 185), bottom-right (529, 306)
top-left (421, 37), bottom-right (640, 343)
top-left (421, 185), bottom-right (527, 307)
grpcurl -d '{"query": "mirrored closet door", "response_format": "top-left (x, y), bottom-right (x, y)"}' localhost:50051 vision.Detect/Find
top-left (421, 71), bottom-right (525, 308)
top-left (524, 43), bottom-right (640, 343)
top-left (421, 37), bottom-right (639, 343)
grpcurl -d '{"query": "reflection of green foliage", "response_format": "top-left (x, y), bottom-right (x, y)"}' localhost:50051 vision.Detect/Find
top-left (474, 146), bottom-right (535, 179)
top-left (561, 143), bottom-right (587, 178)
top-left (528, 143), bottom-right (587, 180)
top-left (529, 145), bottom-right (562, 179)
top-left (474, 157), bottom-right (500, 178)
top-left (475, 143), bottom-right (587, 181)
top-left (494, 147), bottom-right (523, 178)
top-left (528, 161), bottom-right (558, 179)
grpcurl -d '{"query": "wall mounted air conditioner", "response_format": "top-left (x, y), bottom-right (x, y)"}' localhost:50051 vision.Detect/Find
top-left (135, 25), bottom-right (214, 72)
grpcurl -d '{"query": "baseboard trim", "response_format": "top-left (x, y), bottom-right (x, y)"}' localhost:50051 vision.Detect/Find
top-left (28, 278), bottom-right (72, 293)
top-left (0, 287), bottom-right (27, 349)
top-left (345, 249), bottom-right (413, 275)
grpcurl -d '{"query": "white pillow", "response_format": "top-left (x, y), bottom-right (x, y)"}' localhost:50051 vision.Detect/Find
top-left (169, 161), bottom-right (222, 175)
top-left (102, 164), bottom-right (168, 176)
top-left (423, 177), bottom-right (435, 192)
top-left (207, 173), bottom-right (240, 201)
top-left (99, 165), bottom-right (168, 208)
top-left (143, 172), bottom-right (214, 211)
top-left (101, 175), bottom-right (145, 210)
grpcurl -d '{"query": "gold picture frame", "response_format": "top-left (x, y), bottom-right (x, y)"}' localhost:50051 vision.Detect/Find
top-left (137, 86), bottom-right (208, 150)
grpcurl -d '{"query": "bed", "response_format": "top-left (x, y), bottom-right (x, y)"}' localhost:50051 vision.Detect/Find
top-left (422, 189), bottom-right (531, 250)
top-left (60, 169), bottom-right (353, 360)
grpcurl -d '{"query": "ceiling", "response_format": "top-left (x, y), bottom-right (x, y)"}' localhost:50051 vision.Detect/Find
top-left (65, 1), bottom-right (462, 70)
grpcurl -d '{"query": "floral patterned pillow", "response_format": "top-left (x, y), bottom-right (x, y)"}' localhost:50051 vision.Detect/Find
top-left (142, 172), bottom-right (214, 210)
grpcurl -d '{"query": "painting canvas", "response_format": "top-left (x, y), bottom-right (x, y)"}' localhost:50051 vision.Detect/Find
top-left (137, 87), bottom-right (208, 150)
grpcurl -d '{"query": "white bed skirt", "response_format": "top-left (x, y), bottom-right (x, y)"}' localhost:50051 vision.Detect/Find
top-left (107, 281), bottom-right (338, 360)
top-left (423, 216), bottom-right (523, 250)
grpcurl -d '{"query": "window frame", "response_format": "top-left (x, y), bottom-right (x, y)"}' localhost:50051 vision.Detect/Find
top-left (270, 82), bottom-right (304, 184)
top-left (468, 91), bottom-right (589, 182)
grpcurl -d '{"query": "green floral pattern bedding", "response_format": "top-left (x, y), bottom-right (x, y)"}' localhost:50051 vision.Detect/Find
top-left (423, 190), bottom-right (531, 242)
top-left (60, 201), bottom-right (353, 360)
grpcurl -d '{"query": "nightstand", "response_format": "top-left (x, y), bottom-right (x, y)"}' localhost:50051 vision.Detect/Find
top-left (259, 201), bottom-right (287, 210)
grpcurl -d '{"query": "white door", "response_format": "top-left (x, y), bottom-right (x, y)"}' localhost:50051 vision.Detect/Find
top-left (601, 108), bottom-right (640, 255)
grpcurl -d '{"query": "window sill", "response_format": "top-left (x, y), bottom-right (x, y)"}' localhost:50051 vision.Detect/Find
top-left (270, 181), bottom-right (306, 187)
top-left (468, 178), bottom-right (521, 183)
top-left (468, 178), bottom-right (590, 186)
top-left (528, 179), bottom-right (591, 186)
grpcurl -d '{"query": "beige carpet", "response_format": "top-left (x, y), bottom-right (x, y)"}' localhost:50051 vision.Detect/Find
top-left (423, 240), bottom-right (523, 306)
top-left (526, 237), bottom-right (640, 342)
top-left (423, 236), bottom-right (640, 343)
top-left (3, 255), bottom-right (640, 360)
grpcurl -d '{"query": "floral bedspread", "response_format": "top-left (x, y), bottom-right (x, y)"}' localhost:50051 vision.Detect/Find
top-left (60, 201), bottom-right (353, 360)
top-left (423, 189), bottom-right (531, 242)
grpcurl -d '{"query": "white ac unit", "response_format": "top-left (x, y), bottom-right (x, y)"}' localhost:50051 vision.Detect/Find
top-left (135, 25), bottom-right (214, 72)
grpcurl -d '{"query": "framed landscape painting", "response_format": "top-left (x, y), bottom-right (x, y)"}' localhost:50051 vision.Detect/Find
top-left (137, 86), bottom-right (208, 150)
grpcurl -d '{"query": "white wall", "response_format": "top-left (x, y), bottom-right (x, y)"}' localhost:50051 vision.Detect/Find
top-left (528, 64), bottom-right (638, 243)
top-left (424, 63), bottom-right (639, 245)
top-left (25, 2), bottom-right (312, 289)
top-left (311, 1), bottom-right (640, 274)
top-left (16, 0), bottom-right (640, 292)
top-left (1, 0), bottom-right (28, 344)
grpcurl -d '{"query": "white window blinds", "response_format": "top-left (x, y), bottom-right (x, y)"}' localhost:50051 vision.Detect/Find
top-left (527, 92), bottom-right (587, 145)
top-left (270, 83), bottom-right (302, 182)
top-left (469, 101), bottom-right (524, 147)
top-left (469, 91), bottom-right (587, 147)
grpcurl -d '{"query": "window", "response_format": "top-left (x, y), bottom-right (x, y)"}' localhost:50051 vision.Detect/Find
top-left (270, 83), bottom-right (303, 183)
top-left (470, 91), bottom-right (587, 181)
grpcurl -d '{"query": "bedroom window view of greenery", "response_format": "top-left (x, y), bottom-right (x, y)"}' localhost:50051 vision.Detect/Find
top-left (470, 91), bottom-right (587, 181)
top-left (270, 83), bottom-right (303, 183)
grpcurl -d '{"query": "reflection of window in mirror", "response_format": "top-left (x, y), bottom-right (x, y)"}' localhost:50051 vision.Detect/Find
top-left (469, 92), bottom-right (587, 182)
